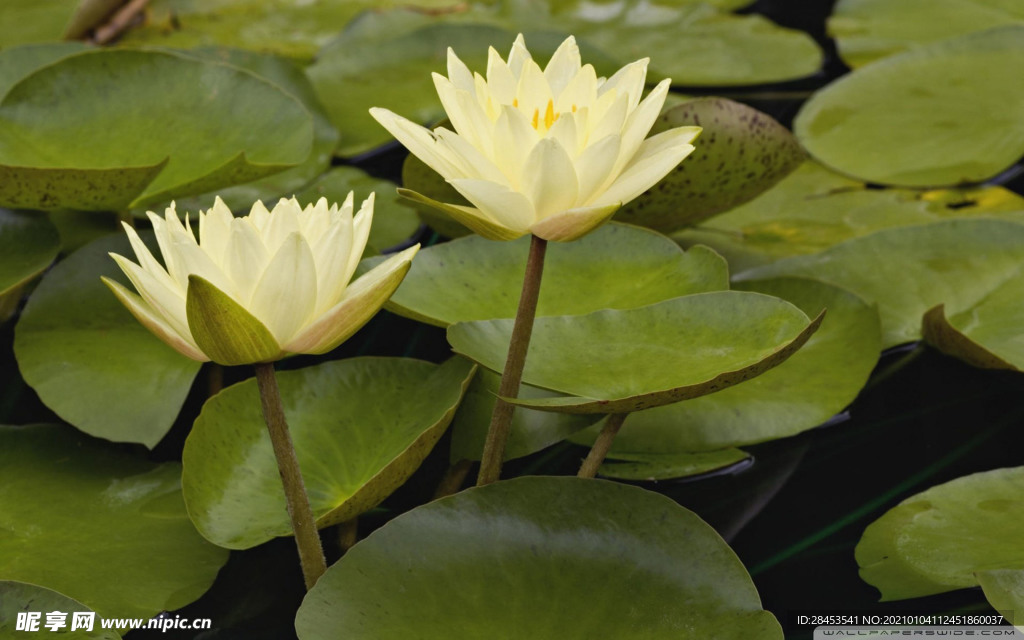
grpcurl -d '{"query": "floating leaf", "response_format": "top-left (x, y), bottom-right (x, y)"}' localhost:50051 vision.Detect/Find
top-left (165, 47), bottom-right (339, 214)
top-left (0, 424), bottom-right (228, 619)
top-left (616, 98), bottom-right (804, 232)
top-left (856, 466), bottom-right (1024, 600)
top-left (923, 289), bottom-right (1024, 371)
top-left (0, 42), bottom-right (90, 97)
top-left (449, 291), bottom-right (822, 414)
top-left (829, 0), bottom-right (1024, 68)
top-left (794, 26), bottom-right (1024, 187)
top-left (449, 366), bottom-right (600, 463)
top-left (737, 219), bottom-right (1024, 351)
top-left (0, 0), bottom-right (80, 48)
top-left (675, 162), bottom-right (1024, 273)
top-left (14, 232), bottom-right (202, 447)
top-left (576, 277), bottom-right (879, 453)
top-left (293, 167), bottom-right (420, 253)
top-left (296, 477), bottom-right (783, 639)
top-left (977, 569), bottom-right (1024, 629)
top-left (363, 222), bottom-right (728, 327)
top-left (599, 449), bottom-right (751, 481)
top-left (0, 209), bottom-right (60, 297)
top-left (0, 49), bottom-right (313, 211)
top-left (183, 357), bottom-right (475, 549)
top-left (0, 581), bottom-right (119, 639)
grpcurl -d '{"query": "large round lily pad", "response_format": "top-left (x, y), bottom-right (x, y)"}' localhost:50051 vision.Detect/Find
top-left (575, 277), bottom-right (879, 453)
top-left (0, 424), bottom-right (228, 619)
top-left (0, 581), bottom-right (118, 639)
top-left (675, 162), bottom-right (1024, 273)
top-left (0, 43), bottom-right (90, 97)
top-left (616, 98), bottom-right (804, 232)
top-left (599, 448), bottom-right (751, 481)
top-left (0, 48), bottom-right (313, 211)
top-left (363, 222), bottom-right (728, 327)
top-left (448, 291), bottom-right (822, 414)
top-left (737, 219), bottom-right (1024, 352)
top-left (14, 232), bottom-right (202, 447)
top-left (183, 357), bottom-right (475, 549)
top-left (794, 26), bottom-right (1024, 187)
top-left (0, 209), bottom-right (60, 297)
top-left (856, 466), bottom-right (1024, 600)
top-left (0, 0), bottom-right (80, 48)
top-left (296, 477), bottom-right (783, 639)
top-left (829, 0), bottom-right (1024, 68)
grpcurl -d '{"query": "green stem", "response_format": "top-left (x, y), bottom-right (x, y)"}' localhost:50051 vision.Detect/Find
top-left (476, 234), bottom-right (548, 486)
top-left (253, 362), bottom-right (327, 590)
top-left (435, 459), bottom-right (473, 499)
top-left (577, 413), bottom-right (628, 479)
top-left (207, 363), bottom-right (223, 397)
top-left (337, 518), bottom-right (358, 554)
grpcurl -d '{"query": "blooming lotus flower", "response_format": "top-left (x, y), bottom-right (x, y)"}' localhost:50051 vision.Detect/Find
top-left (370, 34), bottom-right (701, 242)
top-left (103, 195), bottom-right (418, 366)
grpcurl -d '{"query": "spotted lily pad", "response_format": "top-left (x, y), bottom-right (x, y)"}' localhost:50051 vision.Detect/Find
top-left (14, 232), bottom-right (202, 447)
top-left (363, 222), bottom-right (728, 327)
top-left (599, 448), bottom-right (751, 481)
top-left (0, 424), bottom-right (228, 619)
top-left (293, 167), bottom-right (420, 253)
top-left (616, 98), bottom-right (804, 232)
top-left (295, 477), bottom-right (783, 639)
top-left (977, 570), bottom-right (1024, 629)
top-left (794, 26), bottom-right (1024, 187)
top-left (449, 291), bottom-right (822, 414)
top-left (675, 162), bottom-right (1024, 273)
top-left (0, 48), bottom-right (313, 211)
top-left (736, 219), bottom-right (1024, 353)
top-left (574, 277), bottom-right (879, 453)
top-left (183, 357), bottom-right (475, 549)
top-left (0, 582), bottom-right (119, 639)
top-left (829, 0), bottom-right (1024, 68)
top-left (856, 466), bottom-right (1024, 600)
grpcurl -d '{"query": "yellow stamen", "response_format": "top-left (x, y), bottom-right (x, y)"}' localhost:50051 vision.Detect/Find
top-left (572, 104), bottom-right (577, 113)
top-left (531, 108), bottom-right (539, 129)
top-left (513, 98), bottom-right (519, 107)
top-left (544, 100), bottom-right (557, 129)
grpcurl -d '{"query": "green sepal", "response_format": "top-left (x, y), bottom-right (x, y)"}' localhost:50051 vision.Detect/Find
top-left (185, 274), bottom-right (281, 366)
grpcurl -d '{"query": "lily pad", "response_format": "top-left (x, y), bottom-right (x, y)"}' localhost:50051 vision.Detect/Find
top-left (0, 581), bottom-right (119, 639)
top-left (736, 219), bottom-right (1024, 351)
top-left (0, 209), bottom-right (60, 297)
top-left (295, 477), bottom-right (783, 639)
top-left (120, 0), bottom-right (462, 62)
top-left (0, 0), bottom-right (80, 48)
top-left (616, 98), bottom-right (805, 232)
top-left (599, 448), bottom-right (751, 481)
top-left (448, 291), bottom-right (822, 414)
top-left (449, 366), bottom-right (601, 463)
top-left (977, 569), bottom-right (1024, 629)
top-left (576, 277), bottom-right (879, 453)
top-left (14, 232), bottom-right (202, 447)
top-left (164, 47), bottom-right (339, 214)
top-left (0, 48), bottom-right (313, 211)
top-left (0, 42), bottom-right (90, 97)
top-left (794, 26), bottom-right (1024, 187)
top-left (293, 167), bottom-right (420, 253)
top-left (363, 222), bottom-right (729, 327)
top-left (183, 357), bottom-right (475, 549)
top-left (0, 424), bottom-right (228, 619)
top-left (674, 162), bottom-right (1024, 273)
top-left (856, 466), bottom-right (1024, 600)
top-left (829, 0), bottom-right (1024, 68)
top-left (922, 283), bottom-right (1024, 371)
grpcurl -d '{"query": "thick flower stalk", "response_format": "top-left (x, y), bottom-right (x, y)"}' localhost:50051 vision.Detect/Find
top-left (105, 194), bottom-right (419, 590)
top-left (103, 194), bottom-right (418, 366)
top-left (371, 34), bottom-right (701, 242)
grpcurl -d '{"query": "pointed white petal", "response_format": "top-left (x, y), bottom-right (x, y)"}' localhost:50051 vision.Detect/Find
top-left (434, 127), bottom-right (509, 185)
top-left (529, 203), bottom-right (620, 242)
top-left (248, 232), bottom-right (318, 344)
top-left (263, 198), bottom-right (302, 254)
top-left (615, 78), bottom-right (672, 174)
top-left (448, 178), bottom-right (536, 232)
top-left (587, 90), bottom-right (630, 144)
top-left (199, 196), bottom-right (234, 265)
top-left (575, 133), bottom-right (622, 204)
top-left (520, 138), bottom-right (579, 219)
top-left (492, 105), bottom-right (539, 186)
top-left (486, 46), bottom-right (518, 104)
top-left (506, 33), bottom-right (532, 77)
top-left (103, 277), bottom-right (207, 361)
top-left (545, 111), bottom-right (579, 157)
top-left (343, 195), bottom-right (374, 287)
top-left (369, 108), bottom-right (465, 179)
top-left (598, 58), bottom-right (648, 112)
top-left (554, 63), bottom-right (598, 114)
top-left (515, 59), bottom-right (553, 117)
top-left (544, 36), bottom-right (582, 97)
top-left (589, 130), bottom-right (697, 208)
top-left (224, 218), bottom-right (270, 303)
top-left (446, 47), bottom-right (475, 91)
top-left (109, 252), bottom-right (191, 341)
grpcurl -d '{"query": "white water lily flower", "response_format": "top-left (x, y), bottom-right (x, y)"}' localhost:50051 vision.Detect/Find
top-left (103, 195), bottom-right (418, 366)
top-left (370, 34), bottom-right (701, 242)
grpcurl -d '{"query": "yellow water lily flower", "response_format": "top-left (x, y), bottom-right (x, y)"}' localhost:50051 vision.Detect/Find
top-left (370, 34), bottom-right (701, 242)
top-left (103, 195), bottom-right (418, 365)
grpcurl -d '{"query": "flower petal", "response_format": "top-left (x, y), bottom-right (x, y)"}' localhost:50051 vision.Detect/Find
top-left (529, 203), bottom-right (621, 242)
top-left (109, 252), bottom-right (191, 340)
top-left (506, 33), bottom-right (532, 77)
top-left (486, 46), bottom-right (517, 104)
top-left (248, 231), bottom-right (318, 344)
top-left (448, 178), bottom-right (537, 231)
top-left (223, 217), bottom-right (270, 304)
top-left (369, 108), bottom-right (464, 179)
top-left (615, 78), bottom-right (671, 173)
top-left (198, 196), bottom-right (234, 265)
top-left (446, 47), bottom-right (475, 91)
top-left (397, 188), bottom-right (524, 241)
top-left (102, 277), bottom-right (207, 361)
top-left (590, 128), bottom-right (699, 208)
top-left (520, 137), bottom-right (579, 219)
top-left (434, 127), bottom-right (509, 185)
top-left (544, 36), bottom-right (582, 97)
top-left (575, 133), bottom-right (622, 204)
top-left (186, 275), bottom-right (282, 366)
top-left (598, 58), bottom-right (648, 112)
top-left (285, 245), bottom-right (419, 354)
